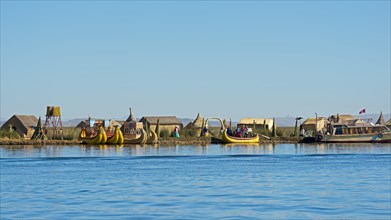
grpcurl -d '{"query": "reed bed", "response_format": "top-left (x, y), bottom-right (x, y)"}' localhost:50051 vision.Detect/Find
top-left (44, 127), bottom-right (81, 140)
top-left (0, 130), bottom-right (20, 139)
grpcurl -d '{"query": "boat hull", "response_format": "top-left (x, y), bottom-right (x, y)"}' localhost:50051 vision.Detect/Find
top-left (222, 130), bottom-right (259, 144)
top-left (100, 132), bottom-right (107, 144)
top-left (146, 130), bottom-right (158, 145)
top-left (321, 131), bottom-right (391, 143)
top-left (79, 135), bottom-right (102, 145)
top-left (123, 129), bottom-right (147, 145)
top-left (106, 127), bottom-right (124, 145)
top-left (79, 127), bottom-right (106, 145)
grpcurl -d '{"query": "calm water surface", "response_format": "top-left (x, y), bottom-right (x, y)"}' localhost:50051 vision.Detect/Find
top-left (1, 144), bottom-right (390, 219)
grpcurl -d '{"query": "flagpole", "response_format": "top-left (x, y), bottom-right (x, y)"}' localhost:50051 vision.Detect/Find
top-left (365, 111), bottom-right (367, 123)
top-left (359, 108), bottom-right (367, 122)
top-left (365, 109), bottom-right (368, 123)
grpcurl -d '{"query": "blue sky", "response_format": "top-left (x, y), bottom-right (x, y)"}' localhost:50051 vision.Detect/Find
top-left (1, 1), bottom-right (390, 121)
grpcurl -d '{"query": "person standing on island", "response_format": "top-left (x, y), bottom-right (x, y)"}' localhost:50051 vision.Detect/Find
top-left (173, 126), bottom-right (180, 138)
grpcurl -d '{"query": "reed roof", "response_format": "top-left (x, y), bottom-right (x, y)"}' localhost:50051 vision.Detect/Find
top-left (301, 117), bottom-right (327, 125)
top-left (1, 115), bottom-right (38, 135)
top-left (126, 108), bottom-right (137, 122)
top-left (140, 116), bottom-right (183, 125)
top-left (14, 115), bottom-right (38, 128)
top-left (330, 114), bottom-right (354, 122)
top-left (185, 113), bottom-right (203, 129)
top-left (375, 112), bottom-right (385, 125)
top-left (238, 118), bottom-right (273, 125)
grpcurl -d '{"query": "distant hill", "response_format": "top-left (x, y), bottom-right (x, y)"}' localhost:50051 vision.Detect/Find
top-left (61, 118), bottom-right (135, 127)
top-left (275, 116), bottom-right (297, 127)
top-left (179, 118), bottom-right (226, 127)
top-left (62, 118), bottom-right (85, 127)
top-left (179, 118), bottom-right (193, 127)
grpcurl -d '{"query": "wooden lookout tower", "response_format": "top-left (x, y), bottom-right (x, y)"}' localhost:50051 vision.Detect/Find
top-left (43, 106), bottom-right (63, 139)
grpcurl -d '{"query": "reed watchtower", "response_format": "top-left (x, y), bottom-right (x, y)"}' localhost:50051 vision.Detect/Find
top-left (43, 106), bottom-right (63, 139)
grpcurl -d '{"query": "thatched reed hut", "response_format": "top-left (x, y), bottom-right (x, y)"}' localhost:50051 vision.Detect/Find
top-left (185, 113), bottom-right (203, 129)
top-left (329, 114), bottom-right (354, 123)
top-left (237, 118), bottom-right (274, 131)
top-left (122, 108), bottom-right (143, 132)
top-left (140, 116), bottom-right (183, 133)
top-left (300, 117), bottom-right (328, 135)
top-left (1, 115), bottom-right (38, 139)
top-left (184, 113), bottom-right (204, 137)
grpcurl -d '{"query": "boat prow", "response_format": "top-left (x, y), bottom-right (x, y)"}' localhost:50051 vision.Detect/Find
top-left (100, 130), bottom-right (107, 144)
top-left (124, 129), bottom-right (147, 145)
top-left (106, 126), bottom-right (124, 145)
top-left (146, 130), bottom-right (158, 145)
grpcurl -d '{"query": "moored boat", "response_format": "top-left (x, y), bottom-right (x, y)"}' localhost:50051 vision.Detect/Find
top-left (318, 113), bottom-right (391, 143)
top-left (106, 126), bottom-right (124, 145)
top-left (146, 130), bottom-right (158, 145)
top-left (123, 129), bottom-right (147, 144)
top-left (100, 128), bottom-right (107, 144)
top-left (222, 129), bottom-right (259, 144)
top-left (79, 126), bottom-right (107, 145)
top-left (320, 125), bottom-right (391, 143)
top-left (121, 107), bottom-right (147, 145)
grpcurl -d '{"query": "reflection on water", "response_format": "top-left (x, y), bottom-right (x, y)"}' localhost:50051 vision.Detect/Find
top-left (1, 143), bottom-right (390, 158)
top-left (1, 143), bottom-right (390, 219)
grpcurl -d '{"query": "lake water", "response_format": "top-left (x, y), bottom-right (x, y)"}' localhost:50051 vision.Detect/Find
top-left (1, 144), bottom-right (390, 219)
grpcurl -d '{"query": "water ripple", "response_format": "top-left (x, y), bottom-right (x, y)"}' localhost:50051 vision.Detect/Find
top-left (1, 144), bottom-right (390, 219)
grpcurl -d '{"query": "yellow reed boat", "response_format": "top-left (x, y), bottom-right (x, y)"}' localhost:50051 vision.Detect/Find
top-left (106, 126), bottom-right (124, 145)
top-left (123, 129), bottom-right (147, 145)
top-left (79, 126), bottom-right (107, 145)
top-left (222, 129), bottom-right (259, 144)
top-left (146, 130), bottom-right (158, 145)
top-left (100, 128), bottom-right (107, 144)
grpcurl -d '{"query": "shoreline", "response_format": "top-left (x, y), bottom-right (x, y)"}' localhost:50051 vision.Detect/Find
top-left (0, 137), bottom-right (300, 146)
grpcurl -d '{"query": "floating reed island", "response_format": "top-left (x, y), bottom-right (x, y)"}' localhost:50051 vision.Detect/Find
top-left (1, 107), bottom-right (390, 145)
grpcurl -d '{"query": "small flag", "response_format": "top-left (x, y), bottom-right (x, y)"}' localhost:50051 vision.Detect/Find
top-left (359, 109), bottom-right (366, 114)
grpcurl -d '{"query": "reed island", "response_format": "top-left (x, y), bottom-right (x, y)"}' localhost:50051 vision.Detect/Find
top-left (1, 106), bottom-right (390, 145)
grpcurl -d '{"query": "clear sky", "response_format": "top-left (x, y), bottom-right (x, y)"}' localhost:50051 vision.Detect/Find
top-left (1, 1), bottom-right (390, 121)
